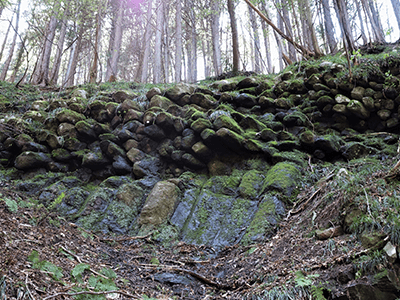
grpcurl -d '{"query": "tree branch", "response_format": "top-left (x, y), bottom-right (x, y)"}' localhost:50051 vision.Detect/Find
top-left (243, 0), bottom-right (316, 59)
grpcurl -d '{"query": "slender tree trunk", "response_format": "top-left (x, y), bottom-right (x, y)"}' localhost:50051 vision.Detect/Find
top-left (90, 11), bottom-right (102, 83)
top-left (9, 34), bottom-right (26, 82)
top-left (355, 0), bottom-right (367, 44)
top-left (175, 0), bottom-right (182, 82)
top-left (63, 26), bottom-right (83, 87)
top-left (391, 0), bottom-right (400, 32)
top-left (49, 13), bottom-right (67, 85)
top-left (139, 0), bottom-right (153, 83)
top-left (153, 0), bottom-right (164, 83)
top-left (260, 4), bottom-right (272, 73)
top-left (227, 0), bottom-right (239, 74)
top-left (163, 12), bottom-right (169, 83)
top-left (0, 0), bottom-right (21, 81)
top-left (106, 0), bottom-right (124, 81)
top-left (334, 0), bottom-right (355, 53)
top-left (321, 0), bottom-right (338, 53)
top-left (0, 14), bottom-right (13, 63)
top-left (210, 0), bottom-right (222, 76)
top-left (248, 7), bottom-right (261, 72)
top-left (368, 0), bottom-right (385, 42)
top-left (35, 15), bottom-right (57, 85)
top-left (280, 0), bottom-right (296, 62)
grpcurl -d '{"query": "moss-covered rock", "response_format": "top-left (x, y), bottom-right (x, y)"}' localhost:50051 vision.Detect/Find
top-left (55, 109), bottom-right (86, 124)
top-left (14, 152), bottom-right (52, 170)
top-left (213, 114), bottom-right (243, 134)
top-left (138, 180), bottom-right (179, 226)
top-left (261, 162), bottom-right (301, 197)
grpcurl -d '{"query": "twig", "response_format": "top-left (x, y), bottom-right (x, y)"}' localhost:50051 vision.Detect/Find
top-left (42, 289), bottom-right (139, 300)
top-left (140, 264), bottom-right (234, 290)
top-left (363, 187), bottom-right (373, 219)
top-left (59, 245), bottom-right (108, 279)
top-left (100, 231), bottom-right (154, 243)
top-left (286, 187), bottom-right (322, 219)
top-left (24, 273), bottom-right (35, 300)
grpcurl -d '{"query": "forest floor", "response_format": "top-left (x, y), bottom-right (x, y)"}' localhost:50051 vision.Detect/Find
top-left (2, 155), bottom-right (397, 300)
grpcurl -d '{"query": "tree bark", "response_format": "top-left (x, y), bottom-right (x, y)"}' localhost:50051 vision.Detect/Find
top-left (63, 25), bottom-right (83, 87)
top-left (90, 11), bottom-right (102, 83)
top-left (248, 6), bottom-right (261, 72)
top-left (334, 0), bottom-right (355, 53)
top-left (245, 0), bottom-right (316, 58)
top-left (321, 0), bottom-right (338, 53)
top-left (139, 0), bottom-right (153, 83)
top-left (0, 13), bottom-right (13, 63)
top-left (35, 14), bottom-right (57, 85)
top-left (175, 0), bottom-right (182, 82)
top-left (9, 34), bottom-right (26, 82)
top-left (354, 0), bottom-right (367, 45)
top-left (210, 0), bottom-right (222, 76)
top-left (106, 0), bottom-right (124, 81)
top-left (49, 12), bottom-right (68, 85)
top-left (391, 0), bottom-right (400, 32)
top-left (227, 0), bottom-right (240, 74)
top-left (0, 0), bottom-right (21, 81)
top-left (260, 5), bottom-right (272, 73)
top-left (153, 0), bottom-right (164, 83)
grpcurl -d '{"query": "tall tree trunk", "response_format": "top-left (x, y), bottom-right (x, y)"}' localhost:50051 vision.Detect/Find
top-left (368, 0), bottom-right (385, 42)
top-left (106, 0), bottom-right (124, 81)
top-left (175, 0), bottom-right (182, 82)
top-left (9, 34), bottom-right (26, 82)
top-left (299, 0), bottom-right (322, 56)
top-left (153, 0), bottom-right (164, 83)
top-left (139, 0), bottom-right (153, 83)
top-left (210, 0), bottom-right (222, 76)
top-left (163, 11), bottom-right (169, 83)
top-left (35, 15), bottom-right (57, 85)
top-left (227, 0), bottom-right (239, 74)
top-left (49, 12), bottom-right (68, 85)
top-left (0, 0), bottom-right (21, 81)
top-left (63, 26), bottom-right (83, 87)
top-left (0, 14), bottom-right (13, 63)
top-left (248, 6), bottom-right (261, 72)
top-left (321, 0), bottom-right (338, 53)
top-left (334, 0), bottom-right (355, 53)
top-left (260, 4), bottom-right (272, 73)
top-left (391, 0), bottom-right (400, 32)
top-left (90, 11), bottom-right (102, 83)
top-left (280, 0), bottom-right (296, 62)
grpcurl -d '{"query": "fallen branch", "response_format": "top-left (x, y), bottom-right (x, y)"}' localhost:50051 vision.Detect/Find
top-left (140, 264), bottom-right (235, 290)
top-left (244, 0), bottom-right (316, 58)
top-left (100, 231), bottom-right (154, 243)
top-left (42, 289), bottom-right (139, 300)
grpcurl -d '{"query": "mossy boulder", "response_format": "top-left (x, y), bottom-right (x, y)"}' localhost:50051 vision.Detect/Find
top-left (138, 180), bottom-right (179, 226)
top-left (216, 128), bottom-right (245, 151)
top-left (165, 83), bottom-right (195, 104)
top-left (213, 114), bottom-right (243, 134)
top-left (149, 95), bottom-right (174, 110)
top-left (239, 170), bottom-right (265, 199)
top-left (347, 100), bottom-right (370, 119)
top-left (261, 162), bottom-right (301, 197)
top-left (242, 194), bottom-right (285, 244)
top-left (189, 93), bottom-right (218, 109)
top-left (14, 151), bottom-right (52, 170)
top-left (55, 109), bottom-right (86, 124)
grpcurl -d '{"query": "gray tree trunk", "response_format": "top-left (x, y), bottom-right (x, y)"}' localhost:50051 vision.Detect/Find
top-left (391, 0), bottom-right (400, 32)
top-left (139, 0), bottom-right (153, 83)
top-left (248, 6), bottom-right (261, 72)
top-left (63, 26), bottom-right (83, 87)
top-left (355, 0), bottom-right (368, 45)
top-left (227, 0), bottom-right (240, 74)
top-left (106, 0), bottom-right (124, 81)
top-left (321, 0), bottom-right (338, 53)
top-left (0, 0), bottom-right (21, 81)
top-left (49, 12), bottom-right (68, 85)
top-left (153, 0), bottom-right (164, 83)
top-left (35, 15), bottom-right (57, 85)
top-left (210, 0), bottom-right (222, 75)
top-left (0, 13), bottom-right (13, 63)
top-left (175, 0), bottom-right (182, 82)
top-left (260, 9), bottom-right (272, 74)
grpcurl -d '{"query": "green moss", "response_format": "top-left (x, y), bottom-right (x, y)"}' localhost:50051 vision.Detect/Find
top-left (272, 150), bottom-right (308, 168)
top-left (238, 170), bottom-right (264, 199)
top-left (213, 114), bottom-right (243, 134)
top-left (241, 194), bottom-right (278, 245)
top-left (261, 162), bottom-right (301, 198)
